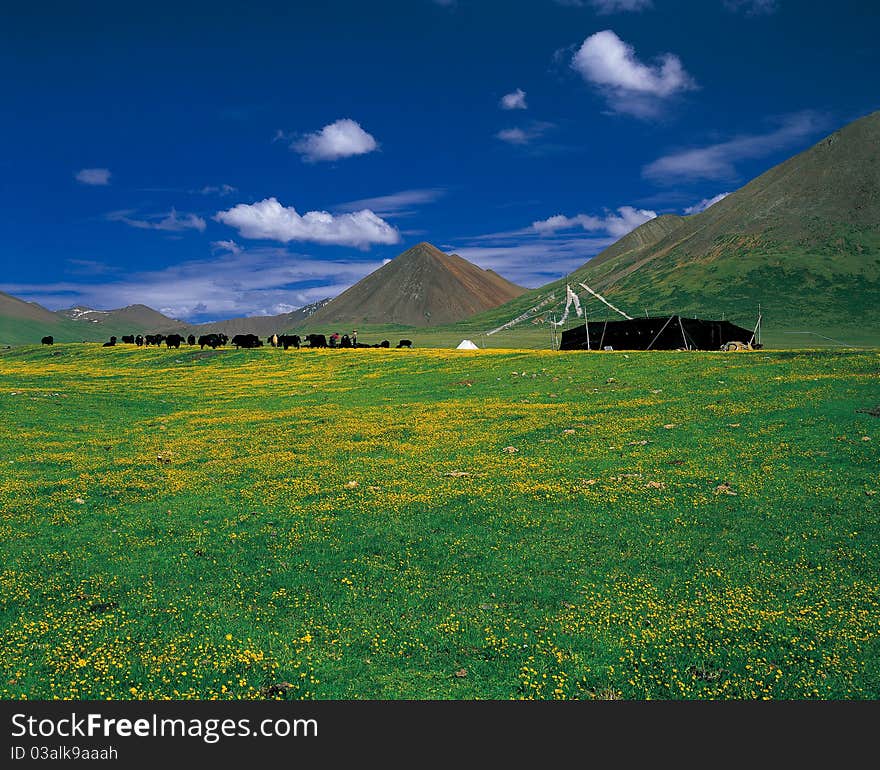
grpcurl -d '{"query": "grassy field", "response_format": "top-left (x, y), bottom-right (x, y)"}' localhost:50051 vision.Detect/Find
top-left (1, 343), bottom-right (878, 700)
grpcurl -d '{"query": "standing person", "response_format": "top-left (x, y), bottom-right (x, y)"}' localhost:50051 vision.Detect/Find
top-left (351, 329), bottom-right (358, 347)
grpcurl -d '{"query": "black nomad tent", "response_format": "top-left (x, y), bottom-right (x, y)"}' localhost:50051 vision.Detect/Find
top-left (558, 316), bottom-right (757, 351)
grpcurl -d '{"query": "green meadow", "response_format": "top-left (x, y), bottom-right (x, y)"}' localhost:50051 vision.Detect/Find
top-left (0, 343), bottom-right (878, 699)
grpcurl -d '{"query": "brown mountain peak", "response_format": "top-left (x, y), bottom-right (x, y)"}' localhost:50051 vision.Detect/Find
top-left (308, 242), bottom-right (526, 327)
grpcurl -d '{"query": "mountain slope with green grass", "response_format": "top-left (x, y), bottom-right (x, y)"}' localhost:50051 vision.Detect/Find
top-left (4, 113), bottom-right (878, 349)
top-left (0, 291), bottom-right (91, 345)
top-left (465, 110), bottom-right (880, 344)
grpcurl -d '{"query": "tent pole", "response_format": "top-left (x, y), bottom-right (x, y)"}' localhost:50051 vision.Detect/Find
top-left (749, 311), bottom-right (762, 347)
top-left (599, 320), bottom-right (608, 350)
top-left (646, 315), bottom-right (676, 351)
top-left (678, 316), bottom-right (689, 350)
top-left (585, 315), bottom-right (590, 351)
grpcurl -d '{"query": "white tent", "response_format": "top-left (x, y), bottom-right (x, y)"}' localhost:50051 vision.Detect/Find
top-left (456, 339), bottom-right (479, 350)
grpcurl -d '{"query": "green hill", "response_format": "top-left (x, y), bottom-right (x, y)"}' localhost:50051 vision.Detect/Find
top-left (0, 294), bottom-right (188, 346)
top-left (0, 291), bottom-right (86, 346)
top-left (4, 112), bottom-right (878, 350)
top-left (463, 110), bottom-right (880, 346)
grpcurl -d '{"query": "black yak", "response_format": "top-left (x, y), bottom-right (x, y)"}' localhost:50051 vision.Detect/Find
top-left (278, 334), bottom-right (301, 350)
top-left (198, 334), bottom-right (222, 349)
top-left (41, 336), bottom-right (54, 345)
top-left (187, 334), bottom-right (196, 346)
top-left (121, 335), bottom-right (135, 344)
top-left (306, 334), bottom-right (327, 348)
top-left (396, 339), bottom-right (413, 348)
top-left (102, 336), bottom-right (117, 347)
top-left (231, 333), bottom-right (263, 349)
top-left (166, 334), bottom-right (184, 349)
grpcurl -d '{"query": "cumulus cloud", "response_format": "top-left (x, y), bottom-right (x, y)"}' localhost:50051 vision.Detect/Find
top-left (723, 0), bottom-right (779, 15)
top-left (292, 119), bottom-right (378, 162)
top-left (643, 111), bottom-right (827, 183)
top-left (684, 192), bottom-right (730, 215)
top-left (571, 30), bottom-right (696, 117)
top-left (500, 88), bottom-right (528, 110)
top-left (106, 208), bottom-right (206, 232)
top-left (532, 205), bottom-right (657, 238)
top-left (215, 197), bottom-right (400, 248)
top-left (75, 168), bottom-right (111, 186)
top-left (334, 188), bottom-right (446, 217)
top-left (496, 121), bottom-right (554, 145)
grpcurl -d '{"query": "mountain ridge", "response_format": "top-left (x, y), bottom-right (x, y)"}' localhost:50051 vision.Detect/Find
top-left (306, 241), bottom-right (527, 327)
top-left (3, 111), bottom-right (879, 345)
top-left (466, 110), bottom-right (880, 335)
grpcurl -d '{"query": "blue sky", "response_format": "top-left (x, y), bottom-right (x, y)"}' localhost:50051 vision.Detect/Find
top-left (1, 0), bottom-right (877, 322)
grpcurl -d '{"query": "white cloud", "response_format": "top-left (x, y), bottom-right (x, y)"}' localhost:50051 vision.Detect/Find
top-left (643, 111), bottom-right (827, 182)
top-left (496, 121), bottom-right (554, 145)
top-left (684, 192), bottom-right (730, 215)
top-left (292, 118), bottom-right (378, 162)
top-left (533, 205), bottom-right (657, 238)
top-left (215, 197), bottom-right (400, 248)
top-left (723, 0), bottom-right (778, 15)
top-left (199, 183), bottom-right (237, 196)
top-left (107, 208), bottom-right (206, 232)
top-left (448, 204), bottom-right (656, 288)
top-left (3, 247), bottom-right (386, 322)
top-left (64, 259), bottom-right (118, 276)
top-left (334, 188), bottom-right (446, 217)
top-left (450, 238), bottom-right (616, 288)
top-left (500, 88), bottom-right (528, 110)
top-left (593, 0), bottom-right (653, 10)
top-left (497, 128), bottom-right (529, 145)
top-left (556, 0), bottom-right (653, 11)
top-left (75, 168), bottom-right (111, 186)
top-left (571, 30), bottom-right (696, 117)
top-left (211, 239), bottom-right (242, 255)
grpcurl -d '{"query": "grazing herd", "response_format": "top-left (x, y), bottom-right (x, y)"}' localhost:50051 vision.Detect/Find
top-left (41, 332), bottom-right (414, 350)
